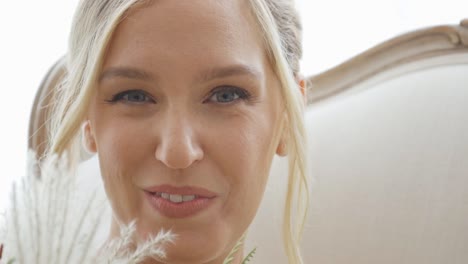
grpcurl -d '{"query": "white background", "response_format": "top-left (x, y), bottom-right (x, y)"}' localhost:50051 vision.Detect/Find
top-left (0, 0), bottom-right (467, 210)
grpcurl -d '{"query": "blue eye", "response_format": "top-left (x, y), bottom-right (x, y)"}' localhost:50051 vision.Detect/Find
top-left (107, 90), bottom-right (154, 104)
top-left (208, 86), bottom-right (251, 104)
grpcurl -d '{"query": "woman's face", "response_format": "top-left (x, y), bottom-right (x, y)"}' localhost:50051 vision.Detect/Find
top-left (85, 0), bottom-right (286, 263)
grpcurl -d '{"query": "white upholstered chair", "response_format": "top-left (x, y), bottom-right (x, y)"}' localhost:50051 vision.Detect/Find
top-left (247, 19), bottom-right (468, 263)
top-left (29, 19), bottom-right (468, 264)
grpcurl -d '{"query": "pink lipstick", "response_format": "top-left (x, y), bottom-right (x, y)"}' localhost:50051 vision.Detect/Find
top-left (144, 185), bottom-right (217, 218)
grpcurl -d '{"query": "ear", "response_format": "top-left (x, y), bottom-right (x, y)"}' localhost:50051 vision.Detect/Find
top-left (297, 75), bottom-right (307, 105)
top-left (82, 120), bottom-right (97, 153)
top-left (276, 139), bottom-right (288, 157)
top-left (275, 117), bottom-right (289, 157)
top-left (276, 76), bottom-right (307, 157)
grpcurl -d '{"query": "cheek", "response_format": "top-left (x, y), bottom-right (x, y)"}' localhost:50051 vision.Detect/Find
top-left (95, 113), bottom-right (152, 171)
top-left (93, 116), bottom-right (151, 221)
top-left (213, 111), bottom-right (277, 218)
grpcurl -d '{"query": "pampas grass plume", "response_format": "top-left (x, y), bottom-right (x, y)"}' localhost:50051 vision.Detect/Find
top-left (0, 151), bottom-right (174, 264)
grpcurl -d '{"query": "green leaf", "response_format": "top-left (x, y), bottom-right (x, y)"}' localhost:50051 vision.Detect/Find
top-left (241, 247), bottom-right (257, 264)
top-left (7, 258), bottom-right (16, 264)
top-left (222, 233), bottom-right (246, 264)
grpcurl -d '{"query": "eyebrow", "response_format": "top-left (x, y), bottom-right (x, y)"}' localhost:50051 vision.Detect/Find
top-left (99, 67), bottom-right (153, 82)
top-left (197, 64), bottom-right (262, 83)
top-left (99, 64), bottom-right (262, 83)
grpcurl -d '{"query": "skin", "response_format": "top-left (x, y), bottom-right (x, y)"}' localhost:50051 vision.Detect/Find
top-left (83, 0), bottom-right (303, 263)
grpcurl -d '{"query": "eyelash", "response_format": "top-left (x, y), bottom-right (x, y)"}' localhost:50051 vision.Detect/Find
top-left (105, 89), bottom-right (154, 104)
top-left (106, 86), bottom-right (252, 105)
top-left (206, 86), bottom-right (251, 104)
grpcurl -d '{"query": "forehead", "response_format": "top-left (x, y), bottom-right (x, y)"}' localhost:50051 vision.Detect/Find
top-left (103, 0), bottom-right (268, 76)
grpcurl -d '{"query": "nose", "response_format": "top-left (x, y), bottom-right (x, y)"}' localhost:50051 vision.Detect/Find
top-left (155, 116), bottom-right (204, 170)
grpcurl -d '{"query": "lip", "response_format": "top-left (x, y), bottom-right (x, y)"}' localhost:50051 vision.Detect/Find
top-left (144, 184), bottom-right (218, 198)
top-left (143, 185), bottom-right (218, 218)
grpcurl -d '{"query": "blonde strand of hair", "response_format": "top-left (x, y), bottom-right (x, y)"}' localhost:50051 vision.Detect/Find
top-left (247, 0), bottom-right (309, 263)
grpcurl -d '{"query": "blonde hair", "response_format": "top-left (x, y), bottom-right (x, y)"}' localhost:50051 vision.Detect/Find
top-left (246, 1), bottom-right (309, 263)
top-left (48, 0), bottom-right (309, 263)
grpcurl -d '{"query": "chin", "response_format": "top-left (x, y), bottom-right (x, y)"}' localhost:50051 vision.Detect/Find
top-left (162, 235), bottom-right (229, 264)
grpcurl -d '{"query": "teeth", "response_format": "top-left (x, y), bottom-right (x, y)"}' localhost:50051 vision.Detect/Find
top-left (182, 195), bottom-right (196, 202)
top-left (158, 192), bottom-right (197, 203)
top-left (169, 194), bottom-right (183, 203)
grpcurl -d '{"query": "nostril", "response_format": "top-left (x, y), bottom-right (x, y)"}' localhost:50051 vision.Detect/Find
top-left (155, 139), bottom-right (204, 169)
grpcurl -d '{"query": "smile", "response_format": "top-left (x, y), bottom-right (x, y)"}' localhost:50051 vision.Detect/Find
top-left (143, 185), bottom-right (218, 218)
top-left (151, 192), bottom-right (197, 203)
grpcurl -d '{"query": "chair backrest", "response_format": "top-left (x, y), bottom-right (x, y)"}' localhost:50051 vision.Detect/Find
top-left (28, 56), bottom-right (66, 159)
top-left (246, 19), bottom-right (468, 263)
